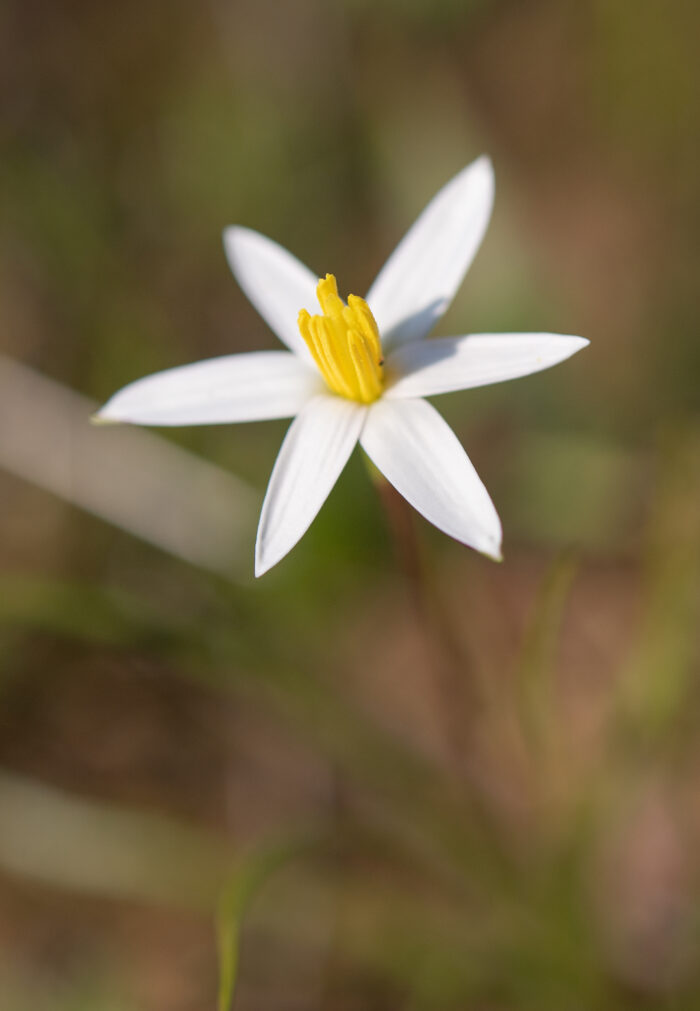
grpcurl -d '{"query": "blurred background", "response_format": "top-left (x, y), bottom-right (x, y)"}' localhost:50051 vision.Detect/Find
top-left (1, 0), bottom-right (699, 1008)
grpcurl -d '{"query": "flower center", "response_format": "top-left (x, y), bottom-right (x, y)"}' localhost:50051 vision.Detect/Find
top-left (298, 274), bottom-right (384, 404)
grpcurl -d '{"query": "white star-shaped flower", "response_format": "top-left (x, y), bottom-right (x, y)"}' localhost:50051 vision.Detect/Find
top-left (97, 158), bottom-right (588, 576)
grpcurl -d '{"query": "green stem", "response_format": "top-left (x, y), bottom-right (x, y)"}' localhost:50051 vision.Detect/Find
top-left (369, 464), bottom-right (480, 772)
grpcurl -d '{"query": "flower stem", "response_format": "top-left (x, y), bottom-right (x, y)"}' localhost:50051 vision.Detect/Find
top-left (369, 466), bottom-right (479, 772)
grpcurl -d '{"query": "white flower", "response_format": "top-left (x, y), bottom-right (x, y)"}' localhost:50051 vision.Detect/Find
top-left (97, 158), bottom-right (588, 576)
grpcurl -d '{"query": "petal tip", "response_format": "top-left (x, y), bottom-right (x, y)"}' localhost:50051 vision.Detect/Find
top-left (222, 225), bottom-right (261, 269)
top-left (253, 550), bottom-right (266, 579)
top-left (254, 539), bottom-right (277, 578)
top-left (90, 407), bottom-right (121, 426)
top-left (472, 153), bottom-right (494, 177)
top-left (562, 335), bottom-right (591, 359)
top-left (255, 519), bottom-right (286, 578)
top-left (476, 513), bottom-right (503, 562)
top-left (447, 155), bottom-right (494, 212)
top-left (482, 535), bottom-right (503, 563)
top-left (222, 224), bottom-right (244, 258)
top-left (468, 154), bottom-right (495, 194)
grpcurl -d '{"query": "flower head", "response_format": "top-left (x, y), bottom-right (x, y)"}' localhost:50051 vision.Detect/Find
top-left (97, 157), bottom-right (589, 576)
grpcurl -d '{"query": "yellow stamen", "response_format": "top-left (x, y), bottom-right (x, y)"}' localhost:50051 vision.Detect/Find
top-left (298, 274), bottom-right (384, 403)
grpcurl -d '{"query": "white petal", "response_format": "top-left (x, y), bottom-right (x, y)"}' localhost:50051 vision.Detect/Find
top-left (255, 395), bottom-right (366, 576)
top-left (366, 157), bottom-right (495, 349)
top-left (385, 333), bottom-right (590, 399)
top-left (95, 351), bottom-right (322, 426)
top-left (360, 397), bottom-right (501, 559)
top-left (223, 226), bottom-right (319, 359)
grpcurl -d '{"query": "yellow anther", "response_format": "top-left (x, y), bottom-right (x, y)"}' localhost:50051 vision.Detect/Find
top-left (316, 274), bottom-right (345, 317)
top-left (347, 296), bottom-right (383, 363)
top-left (313, 316), bottom-right (354, 400)
top-left (298, 274), bottom-right (384, 404)
top-left (349, 331), bottom-right (382, 403)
